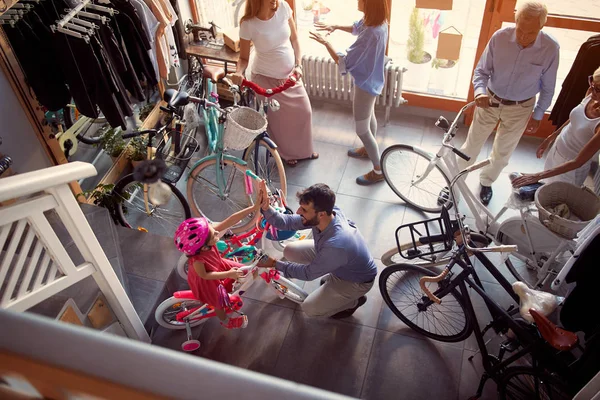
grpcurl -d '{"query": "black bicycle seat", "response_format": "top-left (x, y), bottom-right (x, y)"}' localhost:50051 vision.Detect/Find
top-left (163, 89), bottom-right (190, 108)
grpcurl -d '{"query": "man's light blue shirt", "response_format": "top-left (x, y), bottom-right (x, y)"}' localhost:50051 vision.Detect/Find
top-left (336, 20), bottom-right (388, 96)
top-left (473, 27), bottom-right (560, 120)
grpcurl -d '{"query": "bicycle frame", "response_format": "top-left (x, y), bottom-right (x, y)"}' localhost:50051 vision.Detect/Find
top-left (425, 244), bottom-right (556, 390)
top-left (178, 257), bottom-right (298, 324)
top-left (418, 102), bottom-right (576, 286)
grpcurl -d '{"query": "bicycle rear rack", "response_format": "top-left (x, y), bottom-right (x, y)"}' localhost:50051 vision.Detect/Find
top-left (395, 206), bottom-right (454, 260)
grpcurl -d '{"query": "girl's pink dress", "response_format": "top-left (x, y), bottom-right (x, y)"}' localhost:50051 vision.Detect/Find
top-left (187, 246), bottom-right (243, 307)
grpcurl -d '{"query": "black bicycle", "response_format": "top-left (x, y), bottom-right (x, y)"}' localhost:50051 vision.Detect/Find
top-left (380, 159), bottom-right (593, 399)
top-left (112, 90), bottom-right (199, 238)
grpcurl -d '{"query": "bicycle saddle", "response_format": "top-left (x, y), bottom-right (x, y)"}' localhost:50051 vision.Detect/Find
top-left (203, 65), bottom-right (225, 83)
top-left (163, 89), bottom-right (190, 108)
top-left (530, 309), bottom-right (579, 351)
top-left (512, 282), bottom-right (563, 323)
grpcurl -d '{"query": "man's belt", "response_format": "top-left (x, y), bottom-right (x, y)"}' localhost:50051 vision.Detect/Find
top-left (488, 89), bottom-right (533, 106)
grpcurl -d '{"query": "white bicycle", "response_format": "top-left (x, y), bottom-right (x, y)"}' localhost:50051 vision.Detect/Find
top-left (380, 102), bottom-right (575, 288)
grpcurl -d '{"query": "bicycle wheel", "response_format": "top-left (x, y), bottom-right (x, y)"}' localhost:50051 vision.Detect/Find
top-left (379, 263), bottom-right (472, 342)
top-left (270, 276), bottom-right (308, 304)
top-left (114, 174), bottom-right (191, 238)
top-left (381, 233), bottom-right (489, 267)
top-left (177, 254), bottom-right (188, 280)
top-left (498, 366), bottom-right (571, 400)
top-left (243, 138), bottom-right (287, 200)
top-left (187, 158), bottom-right (258, 233)
top-left (155, 296), bottom-right (209, 330)
top-left (381, 144), bottom-right (452, 213)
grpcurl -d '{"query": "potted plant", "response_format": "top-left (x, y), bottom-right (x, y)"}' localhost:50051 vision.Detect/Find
top-left (126, 136), bottom-right (148, 168)
top-left (428, 58), bottom-right (458, 96)
top-left (405, 7), bottom-right (432, 92)
top-left (100, 128), bottom-right (126, 160)
top-left (76, 183), bottom-right (129, 224)
top-left (298, 0), bottom-right (315, 26)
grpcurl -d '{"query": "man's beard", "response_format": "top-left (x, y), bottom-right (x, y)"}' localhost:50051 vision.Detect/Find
top-left (301, 215), bottom-right (319, 227)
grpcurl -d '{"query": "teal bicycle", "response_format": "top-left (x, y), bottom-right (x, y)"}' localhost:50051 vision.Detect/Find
top-left (182, 74), bottom-right (297, 234)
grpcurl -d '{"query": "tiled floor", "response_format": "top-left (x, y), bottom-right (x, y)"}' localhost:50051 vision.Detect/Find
top-left (151, 101), bottom-right (547, 399)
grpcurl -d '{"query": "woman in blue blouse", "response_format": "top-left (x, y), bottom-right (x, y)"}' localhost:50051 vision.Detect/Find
top-left (310, 0), bottom-right (389, 185)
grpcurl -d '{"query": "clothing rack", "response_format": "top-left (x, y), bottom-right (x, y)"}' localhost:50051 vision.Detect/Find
top-left (56, 0), bottom-right (90, 29)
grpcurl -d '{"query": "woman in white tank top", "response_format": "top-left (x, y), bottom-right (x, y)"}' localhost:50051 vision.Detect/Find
top-left (512, 66), bottom-right (600, 188)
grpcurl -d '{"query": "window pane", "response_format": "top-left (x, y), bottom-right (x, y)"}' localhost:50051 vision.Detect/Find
top-left (501, 22), bottom-right (597, 109)
top-left (295, 0), bottom-right (363, 59)
top-left (532, 0), bottom-right (600, 20)
top-left (387, 0), bottom-right (486, 99)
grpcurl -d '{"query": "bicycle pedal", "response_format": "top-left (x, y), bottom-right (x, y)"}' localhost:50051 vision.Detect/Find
top-left (500, 339), bottom-right (520, 353)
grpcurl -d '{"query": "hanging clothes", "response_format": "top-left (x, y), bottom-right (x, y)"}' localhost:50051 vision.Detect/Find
top-left (55, 33), bottom-right (128, 128)
top-left (3, 10), bottom-right (71, 111)
top-left (141, 0), bottom-right (178, 79)
top-left (169, 0), bottom-right (186, 59)
top-left (130, 0), bottom-right (161, 82)
top-left (111, 0), bottom-right (159, 87)
top-left (550, 35), bottom-right (600, 128)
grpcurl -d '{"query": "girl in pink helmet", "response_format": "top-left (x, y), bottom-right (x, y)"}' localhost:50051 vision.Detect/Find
top-left (174, 182), bottom-right (267, 329)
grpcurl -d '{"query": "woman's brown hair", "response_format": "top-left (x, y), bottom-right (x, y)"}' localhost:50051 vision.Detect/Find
top-left (363, 0), bottom-right (390, 27)
top-left (240, 0), bottom-right (279, 23)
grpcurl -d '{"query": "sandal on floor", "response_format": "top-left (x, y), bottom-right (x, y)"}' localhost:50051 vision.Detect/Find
top-left (284, 153), bottom-right (318, 167)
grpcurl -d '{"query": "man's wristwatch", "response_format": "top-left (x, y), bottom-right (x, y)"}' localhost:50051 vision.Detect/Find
top-left (294, 64), bottom-right (302, 69)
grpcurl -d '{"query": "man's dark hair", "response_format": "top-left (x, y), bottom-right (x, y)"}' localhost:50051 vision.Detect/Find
top-left (297, 184), bottom-right (336, 215)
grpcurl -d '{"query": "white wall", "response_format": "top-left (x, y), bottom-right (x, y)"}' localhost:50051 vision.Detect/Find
top-left (0, 69), bottom-right (52, 174)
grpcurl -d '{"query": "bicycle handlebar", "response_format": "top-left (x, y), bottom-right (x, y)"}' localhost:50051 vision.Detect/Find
top-left (241, 75), bottom-right (298, 97)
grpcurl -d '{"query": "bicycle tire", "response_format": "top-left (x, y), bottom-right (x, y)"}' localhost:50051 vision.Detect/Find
top-left (381, 233), bottom-right (490, 267)
top-left (271, 276), bottom-right (308, 304)
top-left (381, 144), bottom-right (452, 213)
top-left (114, 174), bottom-right (191, 238)
top-left (155, 296), bottom-right (208, 330)
top-left (177, 254), bottom-right (188, 281)
top-left (379, 263), bottom-right (473, 342)
top-left (243, 138), bottom-right (287, 200)
top-left (498, 366), bottom-right (571, 400)
top-left (187, 157), bottom-right (259, 234)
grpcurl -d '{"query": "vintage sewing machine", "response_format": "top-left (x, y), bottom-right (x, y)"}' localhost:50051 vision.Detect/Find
top-left (184, 19), bottom-right (220, 44)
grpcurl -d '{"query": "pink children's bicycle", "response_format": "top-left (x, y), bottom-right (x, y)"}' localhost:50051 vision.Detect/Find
top-left (155, 250), bottom-right (308, 352)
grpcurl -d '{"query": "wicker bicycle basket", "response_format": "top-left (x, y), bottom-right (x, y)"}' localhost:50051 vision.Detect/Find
top-left (534, 181), bottom-right (600, 239)
top-left (223, 107), bottom-right (267, 151)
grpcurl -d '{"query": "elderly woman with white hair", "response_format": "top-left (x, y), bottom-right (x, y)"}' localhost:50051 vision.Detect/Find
top-left (512, 66), bottom-right (600, 188)
top-left (440, 1), bottom-right (560, 206)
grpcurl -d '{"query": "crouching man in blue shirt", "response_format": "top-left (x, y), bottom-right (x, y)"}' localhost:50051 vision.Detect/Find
top-left (258, 183), bottom-right (377, 319)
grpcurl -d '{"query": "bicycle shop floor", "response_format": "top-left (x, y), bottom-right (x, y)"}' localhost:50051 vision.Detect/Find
top-left (150, 101), bottom-right (549, 400)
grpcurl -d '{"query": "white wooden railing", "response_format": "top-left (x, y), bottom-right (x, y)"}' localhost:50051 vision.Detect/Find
top-left (0, 162), bottom-right (149, 342)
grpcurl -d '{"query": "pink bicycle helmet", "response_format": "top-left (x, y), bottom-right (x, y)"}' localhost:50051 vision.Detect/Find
top-left (174, 217), bottom-right (211, 255)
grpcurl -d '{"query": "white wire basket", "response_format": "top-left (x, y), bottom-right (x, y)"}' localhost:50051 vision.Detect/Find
top-left (534, 181), bottom-right (600, 239)
top-left (223, 107), bottom-right (267, 151)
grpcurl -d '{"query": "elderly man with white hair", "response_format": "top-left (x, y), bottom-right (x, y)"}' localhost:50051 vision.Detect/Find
top-left (440, 1), bottom-right (560, 206)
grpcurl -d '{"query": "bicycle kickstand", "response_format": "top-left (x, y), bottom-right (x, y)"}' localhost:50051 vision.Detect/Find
top-left (468, 372), bottom-right (490, 400)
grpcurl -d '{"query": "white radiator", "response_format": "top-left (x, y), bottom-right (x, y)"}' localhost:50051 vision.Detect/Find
top-left (301, 56), bottom-right (407, 124)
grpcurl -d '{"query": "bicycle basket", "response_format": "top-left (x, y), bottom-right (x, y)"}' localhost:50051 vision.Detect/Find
top-left (395, 205), bottom-right (454, 260)
top-left (155, 130), bottom-right (200, 166)
top-left (223, 107), bottom-right (267, 151)
top-left (535, 182), bottom-right (600, 239)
